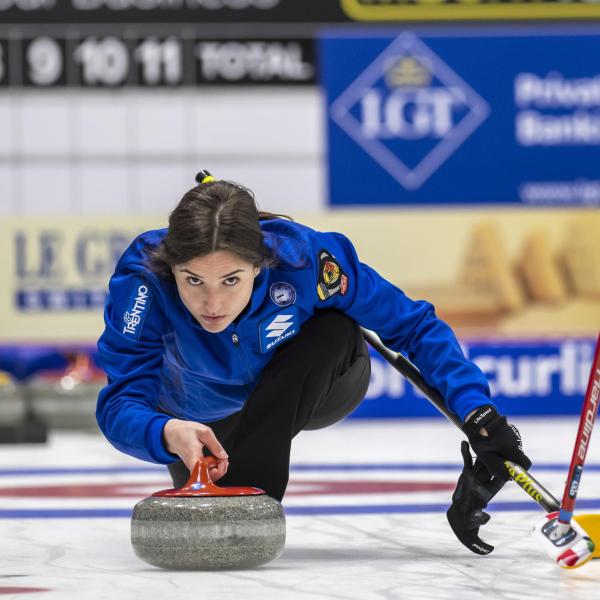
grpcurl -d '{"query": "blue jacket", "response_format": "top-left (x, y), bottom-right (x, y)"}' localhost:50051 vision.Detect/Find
top-left (96, 219), bottom-right (492, 464)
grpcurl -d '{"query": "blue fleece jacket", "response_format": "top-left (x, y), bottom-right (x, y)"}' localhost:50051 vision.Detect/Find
top-left (96, 219), bottom-right (492, 464)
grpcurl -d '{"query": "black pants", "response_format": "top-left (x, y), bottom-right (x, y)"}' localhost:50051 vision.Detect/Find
top-left (167, 310), bottom-right (371, 501)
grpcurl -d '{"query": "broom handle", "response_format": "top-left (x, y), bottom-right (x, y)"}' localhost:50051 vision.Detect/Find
top-left (559, 333), bottom-right (600, 524)
top-left (360, 327), bottom-right (561, 513)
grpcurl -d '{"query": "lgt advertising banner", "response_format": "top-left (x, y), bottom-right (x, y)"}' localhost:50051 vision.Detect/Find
top-left (321, 29), bottom-right (600, 206)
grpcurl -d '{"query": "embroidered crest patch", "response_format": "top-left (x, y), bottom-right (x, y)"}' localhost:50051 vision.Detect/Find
top-left (269, 281), bottom-right (297, 307)
top-left (316, 250), bottom-right (348, 301)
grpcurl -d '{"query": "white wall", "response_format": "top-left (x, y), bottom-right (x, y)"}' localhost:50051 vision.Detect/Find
top-left (0, 87), bottom-right (325, 215)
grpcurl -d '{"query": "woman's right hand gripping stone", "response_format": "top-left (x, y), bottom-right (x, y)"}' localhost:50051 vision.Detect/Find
top-left (162, 419), bottom-right (229, 481)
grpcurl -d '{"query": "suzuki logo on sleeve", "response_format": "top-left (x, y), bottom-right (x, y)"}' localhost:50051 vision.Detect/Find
top-left (330, 32), bottom-right (490, 190)
top-left (259, 307), bottom-right (299, 353)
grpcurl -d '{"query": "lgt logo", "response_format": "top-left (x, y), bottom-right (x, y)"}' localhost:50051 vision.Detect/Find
top-left (330, 33), bottom-right (490, 190)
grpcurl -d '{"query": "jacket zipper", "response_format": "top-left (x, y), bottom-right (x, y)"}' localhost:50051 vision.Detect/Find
top-left (231, 331), bottom-right (253, 383)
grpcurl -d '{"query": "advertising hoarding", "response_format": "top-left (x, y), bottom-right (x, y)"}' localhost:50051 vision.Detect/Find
top-left (322, 29), bottom-right (600, 206)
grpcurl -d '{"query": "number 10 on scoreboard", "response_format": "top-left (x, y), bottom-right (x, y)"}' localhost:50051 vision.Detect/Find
top-left (24, 36), bottom-right (182, 87)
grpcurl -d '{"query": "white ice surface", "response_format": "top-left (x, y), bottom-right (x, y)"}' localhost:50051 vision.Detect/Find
top-left (1, 417), bottom-right (599, 600)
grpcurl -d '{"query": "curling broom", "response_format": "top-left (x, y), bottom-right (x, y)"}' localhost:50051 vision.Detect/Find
top-left (361, 327), bottom-right (600, 560)
top-left (534, 332), bottom-right (600, 569)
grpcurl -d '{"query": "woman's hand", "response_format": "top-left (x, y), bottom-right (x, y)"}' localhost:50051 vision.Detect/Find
top-left (462, 405), bottom-right (531, 480)
top-left (162, 419), bottom-right (229, 481)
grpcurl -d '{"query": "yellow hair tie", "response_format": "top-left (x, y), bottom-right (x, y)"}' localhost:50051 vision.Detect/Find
top-left (195, 170), bottom-right (216, 185)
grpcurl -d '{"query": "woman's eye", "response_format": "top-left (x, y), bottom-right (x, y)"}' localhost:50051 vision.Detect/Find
top-left (223, 277), bottom-right (239, 286)
top-left (186, 276), bottom-right (202, 286)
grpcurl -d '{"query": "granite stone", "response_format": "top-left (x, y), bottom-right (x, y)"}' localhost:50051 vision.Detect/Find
top-left (131, 495), bottom-right (286, 570)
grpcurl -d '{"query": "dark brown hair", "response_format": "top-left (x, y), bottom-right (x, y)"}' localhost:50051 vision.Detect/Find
top-left (149, 180), bottom-right (290, 278)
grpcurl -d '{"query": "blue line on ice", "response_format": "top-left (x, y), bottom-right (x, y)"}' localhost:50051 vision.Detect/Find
top-left (1, 499), bottom-right (599, 519)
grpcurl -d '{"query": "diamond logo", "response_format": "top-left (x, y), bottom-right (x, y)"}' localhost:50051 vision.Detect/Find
top-left (330, 33), bottom-right (490, 190)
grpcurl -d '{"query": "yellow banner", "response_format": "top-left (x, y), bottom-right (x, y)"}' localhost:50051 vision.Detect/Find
top-left (1, 211), bottom-right (598, 343)
top-left (0, 217), bottom-right (164, 343)
top-left (341, 0), bottom-right (600, 21)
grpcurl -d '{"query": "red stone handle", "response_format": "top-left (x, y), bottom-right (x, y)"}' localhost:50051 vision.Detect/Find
top-left (152, 456), bottom-right (265, 497)
top-left (193, 455), bottom-right (218, 487)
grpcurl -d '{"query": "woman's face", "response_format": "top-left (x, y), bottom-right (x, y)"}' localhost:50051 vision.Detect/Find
top-left (172, 250), bottom-right (259, 333)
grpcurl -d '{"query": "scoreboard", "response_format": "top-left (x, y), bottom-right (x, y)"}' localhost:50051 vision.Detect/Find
top-left (0, 34), bottom-right (315, 87)
top-left (0, 0), bottom-right (341, 87)
top-left (3, 0), bottom-right (600, 87)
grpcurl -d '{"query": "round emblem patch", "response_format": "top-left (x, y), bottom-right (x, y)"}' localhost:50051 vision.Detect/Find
top-left (270, 282), bottom-right (297, 307)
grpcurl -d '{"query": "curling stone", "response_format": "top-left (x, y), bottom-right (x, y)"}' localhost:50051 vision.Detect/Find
top-left (131, 456), bottom-right (286, 570)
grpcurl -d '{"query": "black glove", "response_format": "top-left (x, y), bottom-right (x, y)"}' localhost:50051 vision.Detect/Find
top-left (447, 441), bottom-right (505, 555)
top-left (462, 405), bottom-right (532, 481)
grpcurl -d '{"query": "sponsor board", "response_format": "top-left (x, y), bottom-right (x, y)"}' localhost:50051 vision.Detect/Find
top-left (350, 338), bottom-right (598, 418)
top-left (321, 29), bottom-right (600, 206)
top-left (0, 217), bottom-right (157, 342)
top-left (340, 0), bottom-right (600, 22)
top-left (0, 0), bottom-right (347, 24)
top-left (3, 1), bottom-right (599, 24)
